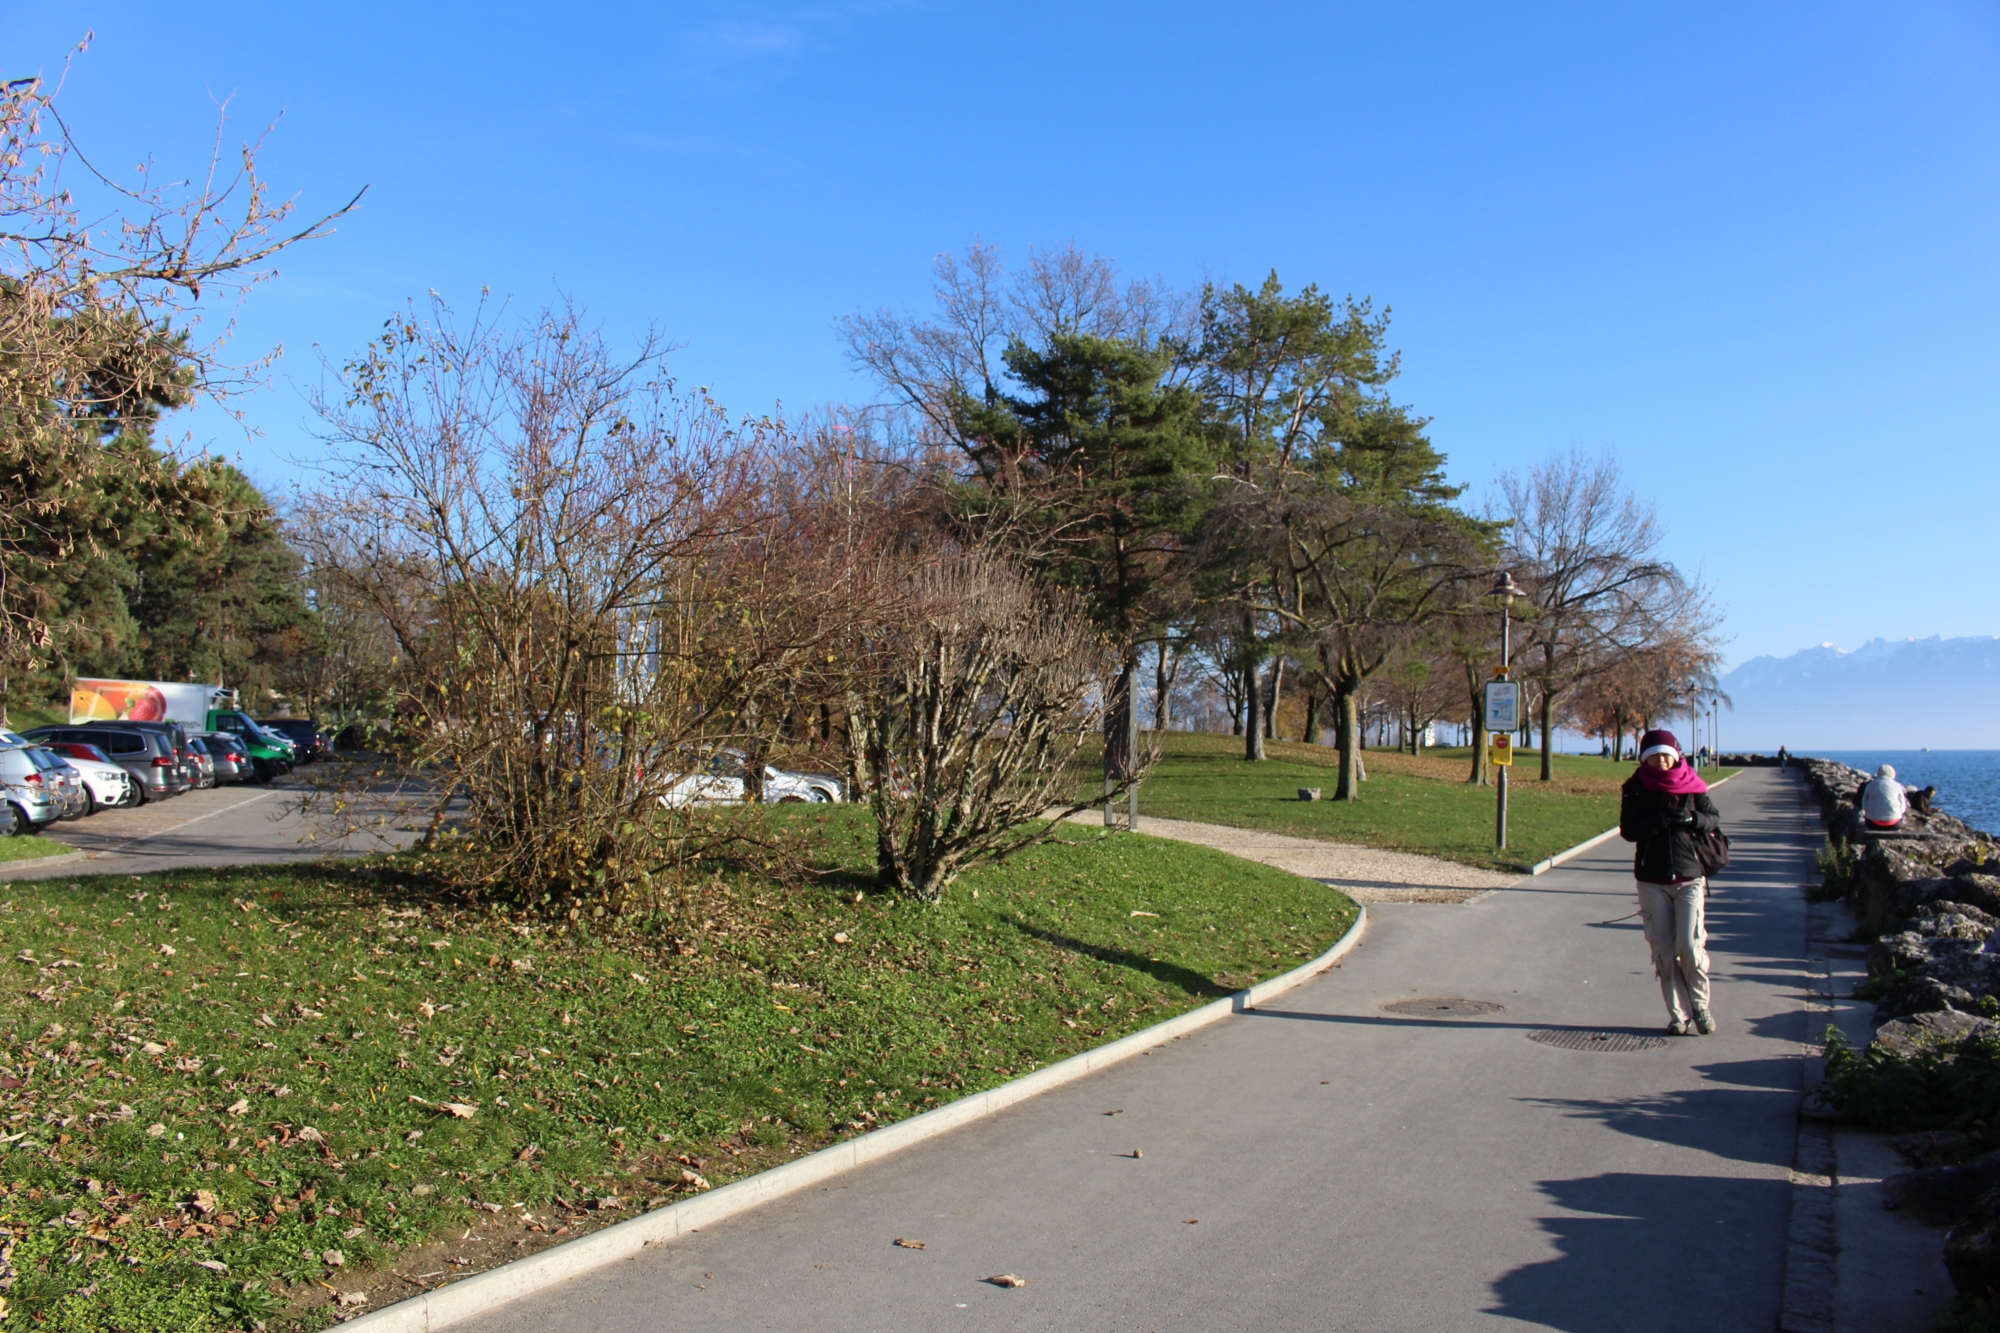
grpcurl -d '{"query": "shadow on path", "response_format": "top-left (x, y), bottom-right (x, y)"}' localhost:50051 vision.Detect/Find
top-left (1487, 1172), bottom-right (1789, 1332)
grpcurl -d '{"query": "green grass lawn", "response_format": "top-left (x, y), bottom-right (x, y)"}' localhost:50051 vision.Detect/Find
top-left (1134, 732), bottom-right (1716, 872)
top-left (0, 836), bottom-right (78, 864)
top-left (0, 810), bottom-right (1355, 1332)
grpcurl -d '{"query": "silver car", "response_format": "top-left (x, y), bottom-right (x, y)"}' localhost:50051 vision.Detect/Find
top-left (196, 732), bottom-right (253, 783)
top-left (0, 744), bottom-right (63, 834)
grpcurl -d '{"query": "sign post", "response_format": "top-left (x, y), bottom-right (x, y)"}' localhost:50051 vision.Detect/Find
top-left (1484, 675), bottom-right (1520, 850)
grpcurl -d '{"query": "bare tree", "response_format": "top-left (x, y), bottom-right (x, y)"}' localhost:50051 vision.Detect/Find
top-left (1497, 450), bottom-right (1716, 781)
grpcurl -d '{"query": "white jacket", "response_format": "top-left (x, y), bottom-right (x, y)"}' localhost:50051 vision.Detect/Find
top-left (1862, 776), bottom-right (1908, 825)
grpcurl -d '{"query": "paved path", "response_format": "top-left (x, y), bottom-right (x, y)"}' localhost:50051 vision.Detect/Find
top-left (460, 767), bottom-right (1821, 1333)
top-left (1083, 813), bottom-right (1522, 902)
top-left (0, 775), bottom-right (417, 880)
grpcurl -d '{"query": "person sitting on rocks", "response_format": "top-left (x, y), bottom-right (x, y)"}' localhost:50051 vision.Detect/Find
top-left (1860, 764), bottom-right (1910, 830)
top-left (1910, 784), bottom-right (1938, 817)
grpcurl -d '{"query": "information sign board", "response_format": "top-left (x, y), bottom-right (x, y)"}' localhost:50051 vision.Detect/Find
top-left (1484, 679), bottom-right (1520, 734)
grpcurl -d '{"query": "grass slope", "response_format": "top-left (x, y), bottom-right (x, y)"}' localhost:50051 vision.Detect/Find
top-left (1135, 733), bottom-right (1715, 872)
top-left (0, 811), bottom-right (1353, 1332)
top-left (0, 836), bottom-right (78, 865)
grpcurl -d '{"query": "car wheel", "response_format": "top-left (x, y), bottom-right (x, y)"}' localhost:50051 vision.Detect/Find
top-left (0, 803), bottom-right (19, 836)
top-left (807, 788), bottom-right (832, 802)
top-left (79, 790), bottom-right (95, 817)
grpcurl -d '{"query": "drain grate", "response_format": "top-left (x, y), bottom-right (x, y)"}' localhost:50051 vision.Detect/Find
top-left (1382, 998), bottom-right (1505, 1017)
top-left (1527, 1028), bottom-right (1670, 1053)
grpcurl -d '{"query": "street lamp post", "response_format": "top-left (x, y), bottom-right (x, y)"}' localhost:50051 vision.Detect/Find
top-left (1489, 571), bottom-right (1525, 850)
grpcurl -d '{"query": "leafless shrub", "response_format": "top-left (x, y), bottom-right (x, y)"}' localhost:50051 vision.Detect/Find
top-left (301, 296), bottom-right (850, 911)
top-left (844, 547), bottom-right (1117, 901)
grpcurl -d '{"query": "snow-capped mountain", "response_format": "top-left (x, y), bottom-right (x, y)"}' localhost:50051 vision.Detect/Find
top-left (1718, 636), bottom-right (2000, 750)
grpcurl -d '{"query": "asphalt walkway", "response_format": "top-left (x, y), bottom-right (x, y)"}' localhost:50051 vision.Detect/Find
top-left (457, 766), bottom-right (1821, 1333)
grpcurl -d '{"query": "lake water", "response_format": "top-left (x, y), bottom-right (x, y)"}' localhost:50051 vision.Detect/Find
top-left (1817, 750), bottom-right (2000, 836)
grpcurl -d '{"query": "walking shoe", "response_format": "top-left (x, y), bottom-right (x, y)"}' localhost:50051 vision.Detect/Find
top-left (1668, 1018), bottom-right (1690, 1036)
top-left (1693, 1009), bottom-right (1715, 1035)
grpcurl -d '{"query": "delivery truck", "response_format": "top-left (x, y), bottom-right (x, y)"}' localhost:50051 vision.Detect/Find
top-left (70, 679), bottom-right (296, 778)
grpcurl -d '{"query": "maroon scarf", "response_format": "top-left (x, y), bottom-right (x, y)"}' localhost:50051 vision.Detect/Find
top-left (1638, 758), bottom-right (1708, 796)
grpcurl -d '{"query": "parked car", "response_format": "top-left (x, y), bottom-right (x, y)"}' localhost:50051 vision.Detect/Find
top-left (23, 726), bottom-right (191, 801)
top-left (41, 741), bottom-right (137, 812)
top-left (197, 732), bottom-right (254, 783)
top-left (257, 718), bottom-right (329, 763)
top-left (187, 732), bottom-right (218, 784)
top-left (0, 743), bottom-right (64, 834)
top-left (657, 748), bottom-right (845, 807)
top-left (28, 748), bottom-right (89, 819)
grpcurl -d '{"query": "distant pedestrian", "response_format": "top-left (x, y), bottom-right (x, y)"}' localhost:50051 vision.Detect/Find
top-left (1619, 729), bottom-right (1723, 1037)
top-left (1777, 745), bottom-right (1789, 768)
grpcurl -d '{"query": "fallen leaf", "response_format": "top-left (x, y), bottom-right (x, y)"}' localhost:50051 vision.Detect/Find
top-left (1183, 1218), bottom-right (1199, 1224)
top-left (190, 1189), bottom-right (219, 1215)
top-left (145, 1123), bottom-right (166, 1138)
top-left (984, 1274), bottom-right (1026, 1288)
top-left (1102, 1109), bottom-right (1123, 1116)
top-left (343, 1225), bottom-right (366, 1239)
top-left (336, 1291), bottom-right (370, 1307)
top-left (679, 1168), bottom-right (710, 1190)
top-left (322, 1249), bottom-right (345, 1267)
top-left (173, 1057), bottom-right (202, 1074)
top-left (225, 1099), bottom-right (250, 1116)
top-left (629, 972), bottom-right (648, 984)
top-left (419, 1001), bottom-right (436, 1019)
top-left (893, 1238), bottom-right (926, 1250)
top-left (194, 1259), bottom-right (228, 1273)
top-left (593, 1197), bottom-right (624, 1211)
top-left (253, 1013), bottom-right (276, 1029)
top-left (832, 932), bottom-right (850, 944)
top-left (158, 944), bottom-right (176, 956)
top-left (441, 1102), bottom-right (478, 1119)
top-left (297, 1126), bottom-right (327, 1144)
top-left (139, 1041), bottom-right (167, 1056)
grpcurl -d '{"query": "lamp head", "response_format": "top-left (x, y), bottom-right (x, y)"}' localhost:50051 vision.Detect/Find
top-left (1489, 570), bottom-right (1525, 605)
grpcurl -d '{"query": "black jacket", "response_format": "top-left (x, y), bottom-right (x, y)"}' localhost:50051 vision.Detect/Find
top-left (1619, 775), bottom-right (1722, 884)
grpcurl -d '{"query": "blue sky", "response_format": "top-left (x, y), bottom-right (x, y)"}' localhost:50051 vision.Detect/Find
top-left (7, 1), bottom-right (1997, 667)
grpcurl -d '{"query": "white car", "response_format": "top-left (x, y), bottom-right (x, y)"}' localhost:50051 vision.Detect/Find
top-left (40, 742), bottom-right (138, 813)
top-left (657, 750), bottom-right (844, 807)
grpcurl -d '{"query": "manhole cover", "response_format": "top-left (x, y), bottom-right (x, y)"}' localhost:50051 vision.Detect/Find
top-left (1527, 1029), bottom-right (1670, 1053)
top-left (1381, 998), bottom-right (1506, 1017)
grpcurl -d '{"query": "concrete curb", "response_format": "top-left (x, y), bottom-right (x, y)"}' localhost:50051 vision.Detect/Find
top-left (0, 849), bottom-right (87, 878)
top-left (1528, 827), bottom-right (1621, 877)
top-left (342, 906), bottom-right (1369, 1331)
top-left (1523, 770), bottom-right (1738, 879)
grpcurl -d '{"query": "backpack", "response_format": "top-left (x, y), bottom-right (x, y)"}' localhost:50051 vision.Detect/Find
top-left (1696, 827), bottom-right (1731, 877)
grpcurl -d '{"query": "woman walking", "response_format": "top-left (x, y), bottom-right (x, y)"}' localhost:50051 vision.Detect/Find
top-left (1619, 729), bottom-right (1723, 1036)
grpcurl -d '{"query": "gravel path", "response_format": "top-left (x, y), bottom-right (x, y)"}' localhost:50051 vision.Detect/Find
top-left (1071, 812), bottom-right (1522, 903)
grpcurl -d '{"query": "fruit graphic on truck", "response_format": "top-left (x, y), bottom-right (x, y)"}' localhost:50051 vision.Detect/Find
top-left (69, 680), bottom-right (297, 772)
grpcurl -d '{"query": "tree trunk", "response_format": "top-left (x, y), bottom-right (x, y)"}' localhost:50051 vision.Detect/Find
top-left (1333, 681), bottom-right (1361, 800)
top-left (1242, 657), bottom-right (1266, 761)
top-left (1153, 639), bottom-right (1177, 732)
top-left (1465, 659), bottom-right (1488, 785)
top-left (1263, 657), bottom-right (1283, 740)
top-left (1104, 658), bottom-right (1135, 784)
top-left (1538, 678), bottom-right (1554, 781)
top-left (1302, 686), bottom-right (1321, 745)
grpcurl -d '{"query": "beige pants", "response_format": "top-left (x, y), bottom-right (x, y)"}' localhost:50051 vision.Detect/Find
top-left (1636, 878), bottom-right (1709, 1023)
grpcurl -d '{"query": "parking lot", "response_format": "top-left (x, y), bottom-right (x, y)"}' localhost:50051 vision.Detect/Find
top-left (0, 774), bottom-right (424, 881)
